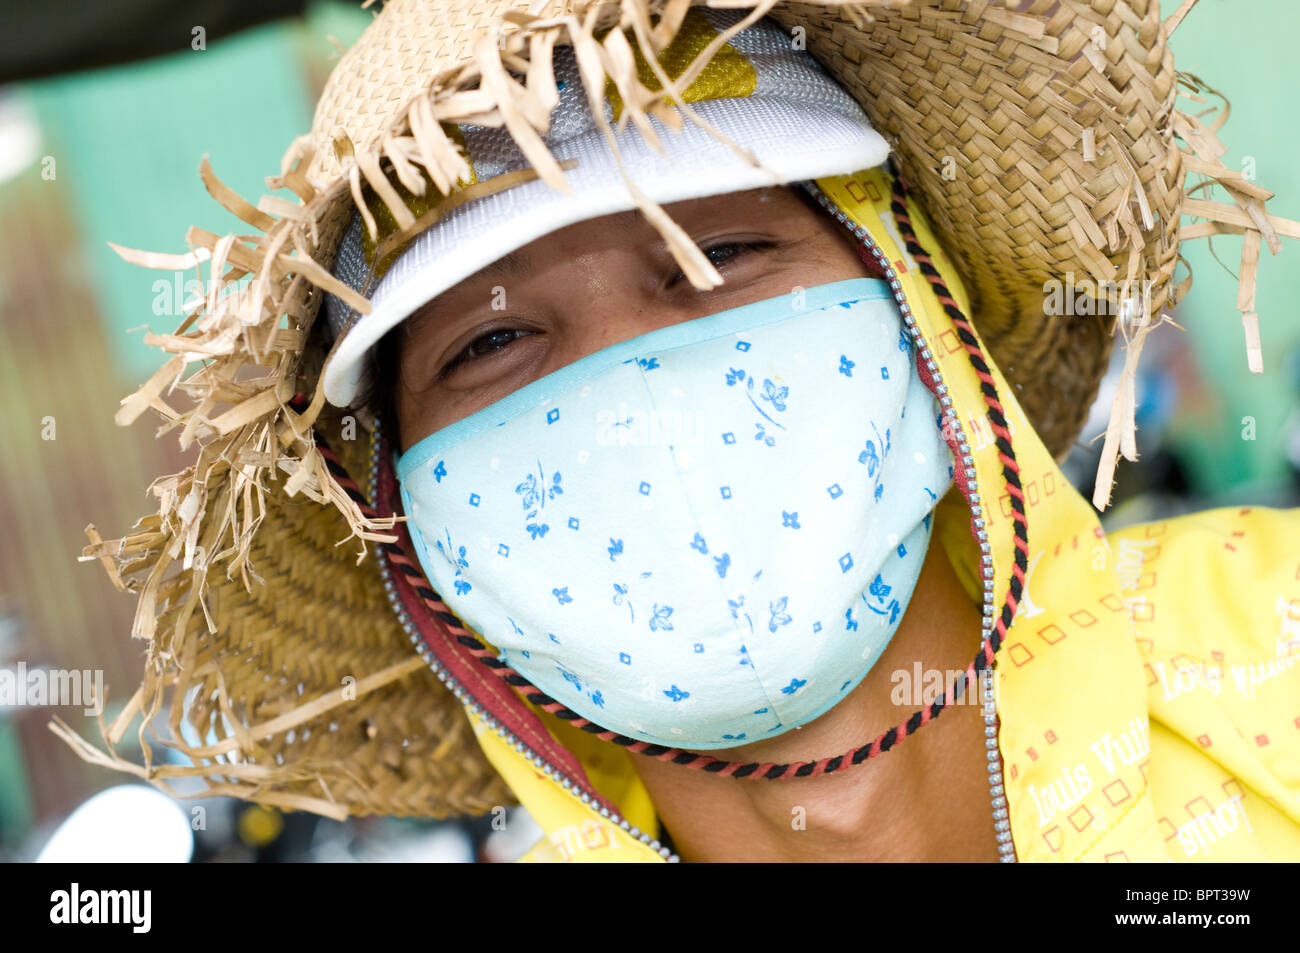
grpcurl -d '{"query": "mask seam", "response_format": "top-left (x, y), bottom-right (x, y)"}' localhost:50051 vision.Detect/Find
top-left (627, 334), bottom-right (794, 746)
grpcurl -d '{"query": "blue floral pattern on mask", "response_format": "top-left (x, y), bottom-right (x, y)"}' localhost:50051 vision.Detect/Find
top-left (397, 277), bottom-right (953, 750)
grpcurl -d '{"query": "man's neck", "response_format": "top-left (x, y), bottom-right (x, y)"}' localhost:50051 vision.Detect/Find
top-left (628, 536), bottom-right (1001, 862)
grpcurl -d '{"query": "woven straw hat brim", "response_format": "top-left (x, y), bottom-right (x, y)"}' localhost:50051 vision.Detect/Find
top-left (62, 0), bottom-right (1299, 819)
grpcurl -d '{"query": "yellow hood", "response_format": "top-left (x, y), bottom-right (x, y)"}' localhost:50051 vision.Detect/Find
top-left (458, 165), bottom-right (1300, 862)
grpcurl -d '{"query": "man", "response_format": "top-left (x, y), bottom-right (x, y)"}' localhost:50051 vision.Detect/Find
top-left (370, 184), bottom-right (1001, 861)
top-left (67, 1), bottom-right (1300, 862)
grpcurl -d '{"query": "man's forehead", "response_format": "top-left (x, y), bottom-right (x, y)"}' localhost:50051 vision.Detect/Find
top-left (481, 187), bottom-right (793, 273)
top-left (662, 185), bottom-right (790, 214)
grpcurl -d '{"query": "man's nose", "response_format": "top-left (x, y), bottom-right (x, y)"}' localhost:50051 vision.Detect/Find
top-left (584, 302), bottom-right (681, 353)
top-left (550, 280), bottom-right (694, 369)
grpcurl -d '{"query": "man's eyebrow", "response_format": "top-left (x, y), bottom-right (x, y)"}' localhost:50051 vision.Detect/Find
top-left (474, 246), bottom-right (533, 285)
top-left (406, 245), bottom-right (534, 331)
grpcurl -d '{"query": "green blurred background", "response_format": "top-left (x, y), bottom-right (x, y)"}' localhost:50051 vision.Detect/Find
top-left (1124, 0), bottom-right (1300, 501)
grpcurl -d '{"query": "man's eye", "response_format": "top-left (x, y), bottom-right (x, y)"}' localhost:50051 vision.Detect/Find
top-left (667, 240), bottom-right (773, 288)
top-left (440, 327), bottom-right (532, 378)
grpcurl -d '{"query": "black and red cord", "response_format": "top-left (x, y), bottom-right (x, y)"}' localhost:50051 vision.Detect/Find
top-left (308, 174), bottom-right (1029, 780)
top-left (887, 173), bottom-right (1029, 659)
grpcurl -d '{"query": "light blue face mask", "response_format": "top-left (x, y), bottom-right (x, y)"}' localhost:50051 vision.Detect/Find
top-left (395, 277), bottom-right (954, 750)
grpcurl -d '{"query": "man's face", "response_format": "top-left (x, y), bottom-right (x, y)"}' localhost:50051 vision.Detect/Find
top-left (389, 184), bottom-right (877, 452)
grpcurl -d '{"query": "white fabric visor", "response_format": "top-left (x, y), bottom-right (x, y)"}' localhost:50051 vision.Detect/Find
top-left (322, 97), bottom-right (890, 407)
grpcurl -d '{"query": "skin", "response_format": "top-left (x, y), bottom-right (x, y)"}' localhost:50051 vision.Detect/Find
top-left (389, 185), bottom-right (1001, 861)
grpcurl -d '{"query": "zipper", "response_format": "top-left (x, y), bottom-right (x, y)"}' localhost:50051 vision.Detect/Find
top-left (367, 421), bottom-right (680, 862)
top-left (800, 179), bottom-right (1017, 862)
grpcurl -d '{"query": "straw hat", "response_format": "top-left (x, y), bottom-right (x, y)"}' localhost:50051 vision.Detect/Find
top-left (61, 0), bottom-right (1297, 821)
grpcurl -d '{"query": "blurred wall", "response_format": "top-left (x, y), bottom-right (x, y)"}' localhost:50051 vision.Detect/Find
top-left (1165, 0), bottom-right (1300, 496)
top-left (0, 1), bottom-right (371, 853)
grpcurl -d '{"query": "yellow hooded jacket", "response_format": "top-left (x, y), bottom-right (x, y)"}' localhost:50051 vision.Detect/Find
top-left (448, 165), bottom-right (1300, 863)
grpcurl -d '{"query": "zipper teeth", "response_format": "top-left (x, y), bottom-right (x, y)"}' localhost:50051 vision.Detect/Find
top-left (801, 181), bottom-right (1017, 863)
top-left (367, 423), bottom-right (680, 863)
